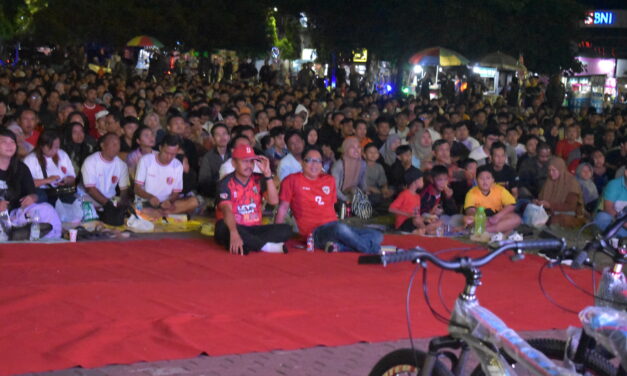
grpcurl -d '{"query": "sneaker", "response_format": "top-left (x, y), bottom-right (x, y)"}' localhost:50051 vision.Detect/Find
top-left (260, 242), bottom-right (285, 253)
top-left (324, 241), bottom-right (339, 253)
top-left (380, 245), bottom-right (398, 254)
top-left (508, 232), bottom-right (523, 241)
top-left (490, 232), bottom-right (504, 242)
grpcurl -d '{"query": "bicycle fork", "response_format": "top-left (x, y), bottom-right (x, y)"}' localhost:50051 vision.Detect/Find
top-left (419, 335), bottom-right (469, 376)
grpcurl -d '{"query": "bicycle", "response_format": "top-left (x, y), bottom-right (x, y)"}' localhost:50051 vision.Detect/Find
top-left (524, 208), bottom-right (627, 376)
top-left (360, 238), bottom-right (618, 376)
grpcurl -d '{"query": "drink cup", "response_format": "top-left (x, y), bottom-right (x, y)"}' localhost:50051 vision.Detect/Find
top-left (69, 229), bottom-right (78, 242)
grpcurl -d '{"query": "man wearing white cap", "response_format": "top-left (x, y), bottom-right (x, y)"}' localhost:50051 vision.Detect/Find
top-left (94, 109), bottom-right (109, 139)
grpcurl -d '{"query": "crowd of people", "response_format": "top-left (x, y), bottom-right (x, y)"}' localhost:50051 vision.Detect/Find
top-left (0, 60), bottom-right (626, 252)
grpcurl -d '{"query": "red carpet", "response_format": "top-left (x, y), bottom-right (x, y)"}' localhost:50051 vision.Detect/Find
top-left (0, 235), bottom-right (593, 375)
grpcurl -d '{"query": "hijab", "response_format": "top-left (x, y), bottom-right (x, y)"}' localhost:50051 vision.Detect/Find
top-left (379, 134), bottom-right (400, 166)
top-left (539, 157), bottom-right (584, 214)
top-left (575, 162), bottom-right (599, 205)
top-left (340, 136), bottom-right (362, 192)
top-left (410, 128), bottom-right (433, 167)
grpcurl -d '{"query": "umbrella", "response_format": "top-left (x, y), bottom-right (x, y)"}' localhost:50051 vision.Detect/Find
top-left (126, 35), bottom-right (164, 48)
top-left (477, 51), bottom-right (524, 71)
top-left (408, 47), bottom-right (469, 67)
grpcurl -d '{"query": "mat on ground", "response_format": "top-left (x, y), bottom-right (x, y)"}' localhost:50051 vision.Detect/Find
top-left (0, 236), bottom-right (593, 375)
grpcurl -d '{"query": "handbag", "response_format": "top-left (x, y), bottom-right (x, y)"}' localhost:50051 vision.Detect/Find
top-left (522, 203), bottom-right (549, 228)
top-left (351, 187), bottom-right (373, 220)
top-left (100, 201), bottom-right (128, 226)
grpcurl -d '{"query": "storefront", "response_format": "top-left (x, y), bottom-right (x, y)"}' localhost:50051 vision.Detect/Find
top-left (566, 57), bottom-right (617, 112)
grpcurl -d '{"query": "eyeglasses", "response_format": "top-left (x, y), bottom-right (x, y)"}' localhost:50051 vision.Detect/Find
top-left (304, 158), bottom-right (323, 164)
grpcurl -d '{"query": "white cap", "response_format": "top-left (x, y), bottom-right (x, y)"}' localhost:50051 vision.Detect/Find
top-left (95, 109), bottom-right (109, 120)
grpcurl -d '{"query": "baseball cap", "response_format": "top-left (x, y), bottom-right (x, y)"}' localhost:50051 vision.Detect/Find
top-left (232, 144), bottom-right (259, 160)
top-left (95, 110), bottom-right (109, 120)
top-left (404, 168), bottom-right (423, 185)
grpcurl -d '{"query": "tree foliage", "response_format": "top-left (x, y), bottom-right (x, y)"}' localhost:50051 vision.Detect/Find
top-left (23, 0), bottom-right (587, 73)
top-left (280, 0), bottom-right (586, 74)
top-left (30, 0), bottom-right (271, 54)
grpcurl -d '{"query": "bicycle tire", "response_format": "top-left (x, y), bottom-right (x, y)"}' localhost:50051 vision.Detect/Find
top-left (369, 348), bottom-right (453, 376)
top-left (469, 338), bottom-right (617, 376)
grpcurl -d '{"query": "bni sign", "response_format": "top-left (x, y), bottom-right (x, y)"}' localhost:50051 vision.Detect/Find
top-left (584, 11), bottom-right (615, 25)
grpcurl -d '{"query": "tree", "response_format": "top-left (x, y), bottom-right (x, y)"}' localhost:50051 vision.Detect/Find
top-left (29, 0), bottom-right (271, 54)
top-left (281, 0), bottom-right (586, 74)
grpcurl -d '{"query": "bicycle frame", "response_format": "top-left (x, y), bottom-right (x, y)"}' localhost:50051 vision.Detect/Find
top-left (564, 252), bottom-right (627, 373)
top-left (445, 297), bottom-right (578, 376)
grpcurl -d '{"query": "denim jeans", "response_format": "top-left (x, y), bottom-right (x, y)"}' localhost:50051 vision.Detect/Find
top-left (593, 211), bottom-right (627, 237)
top-left (313, 221), bottom-right (384, 254)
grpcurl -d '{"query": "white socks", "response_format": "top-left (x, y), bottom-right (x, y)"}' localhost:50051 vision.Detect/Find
top-left (261, 242), bottom-right (285, 253)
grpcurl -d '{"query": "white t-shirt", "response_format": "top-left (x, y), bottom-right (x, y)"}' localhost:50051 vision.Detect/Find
top-left (81, 152), bottom-right (130, 202)
top-left (24, 149), bottom-right (76, 188)
top-left (135, 153), bottom-right (183, 202)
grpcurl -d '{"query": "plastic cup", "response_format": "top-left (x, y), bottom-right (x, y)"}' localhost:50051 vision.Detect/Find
top-left (69, 229), bottom-right (78, 242)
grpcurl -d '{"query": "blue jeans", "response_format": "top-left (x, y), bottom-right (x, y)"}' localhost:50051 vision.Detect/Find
top-left (593, 211), bottom-right (627, 237)
top-left (313, 221), bottom-right (384, 254)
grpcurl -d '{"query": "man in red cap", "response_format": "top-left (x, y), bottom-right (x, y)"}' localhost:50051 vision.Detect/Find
top-left (214, 144), bottom-right (292, 255)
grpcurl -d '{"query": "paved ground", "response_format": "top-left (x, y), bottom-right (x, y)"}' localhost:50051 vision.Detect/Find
top-left (19, 330), bottom-right (568, 376)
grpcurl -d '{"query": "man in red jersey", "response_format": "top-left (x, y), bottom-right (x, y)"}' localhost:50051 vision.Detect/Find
top-left (82, 86), bottom-right (105, 138)
top-left (214, 144), bottom-right (292, 255)
top-left (276, 146), bottom-right (383, 253)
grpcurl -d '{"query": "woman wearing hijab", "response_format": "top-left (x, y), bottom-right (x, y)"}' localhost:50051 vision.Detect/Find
top-left (61, 122), bottom-right (95, 174)
top-left (410, 128), bottom-right (433, 169)
top-left (576, 162), bottom-right (599, 214)
top-left (535, 157), bottom-right (586, 227)
top-left (379, 134), bottom-right (401, 167)
top-left (331, 137), bottom-right (367, 203)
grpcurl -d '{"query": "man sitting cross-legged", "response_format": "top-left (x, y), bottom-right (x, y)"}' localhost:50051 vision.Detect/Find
top-left (214, 144), bottom-right (292, 255)
top-left (81, 132), bottom-right (130, 209)
top-left (134, 134), bottom-right (198, 219)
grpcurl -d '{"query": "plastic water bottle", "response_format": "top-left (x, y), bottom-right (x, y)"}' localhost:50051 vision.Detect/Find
top-left (30, 210), bottom-right (40, 241)
top-left (134, 196), bottom-right (143, 212)
top-left (0, 210), bottom-right (9, 241)
top-left (474, 206), bottom-right (486, 235)
top-left (306, 233), bottom-right (314, 252)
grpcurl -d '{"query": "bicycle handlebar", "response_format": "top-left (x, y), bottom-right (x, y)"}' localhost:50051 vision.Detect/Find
top-left (358, 238), bottom-right (566, 270)
top-left (565, 207), bottom-right (627, 268)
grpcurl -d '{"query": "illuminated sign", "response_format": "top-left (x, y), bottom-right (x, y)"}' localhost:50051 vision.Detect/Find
top-left (581, 10), bottom-right (627, 28)
top-left (352, 49), bottom-right (368, 63)
top-left (585, 11), bottom-right (615, 25)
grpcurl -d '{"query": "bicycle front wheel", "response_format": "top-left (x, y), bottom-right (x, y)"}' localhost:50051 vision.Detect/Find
top-left (470, 338), bottom-right (616, 376)
top-left (369, 348), bottom-right (453, 376)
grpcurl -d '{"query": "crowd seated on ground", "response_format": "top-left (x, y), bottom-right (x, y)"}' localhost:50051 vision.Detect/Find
top-left (0, 61), bottom-right (626, 249)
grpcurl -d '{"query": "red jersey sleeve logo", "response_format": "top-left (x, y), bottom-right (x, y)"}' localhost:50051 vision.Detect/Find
top-left (61, 166), bottom-right (67, 174)
top-left (111, 175), bottom-right (118, 184)
top-left (166, 177), bottom-right (174, 185)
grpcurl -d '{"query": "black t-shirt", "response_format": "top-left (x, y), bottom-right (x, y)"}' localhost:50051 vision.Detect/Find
top-left (606, 149), bottom-right (626, 170)
top-left (489, 164), bottom-right (518, 192)
top-left (119, 136), bottom-right (133, 153)
top-left (0, 162), bottom-right (37, 211)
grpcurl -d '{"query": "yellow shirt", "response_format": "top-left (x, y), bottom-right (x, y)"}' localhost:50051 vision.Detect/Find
top-left (464, 184), bottom-right (516, 213)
